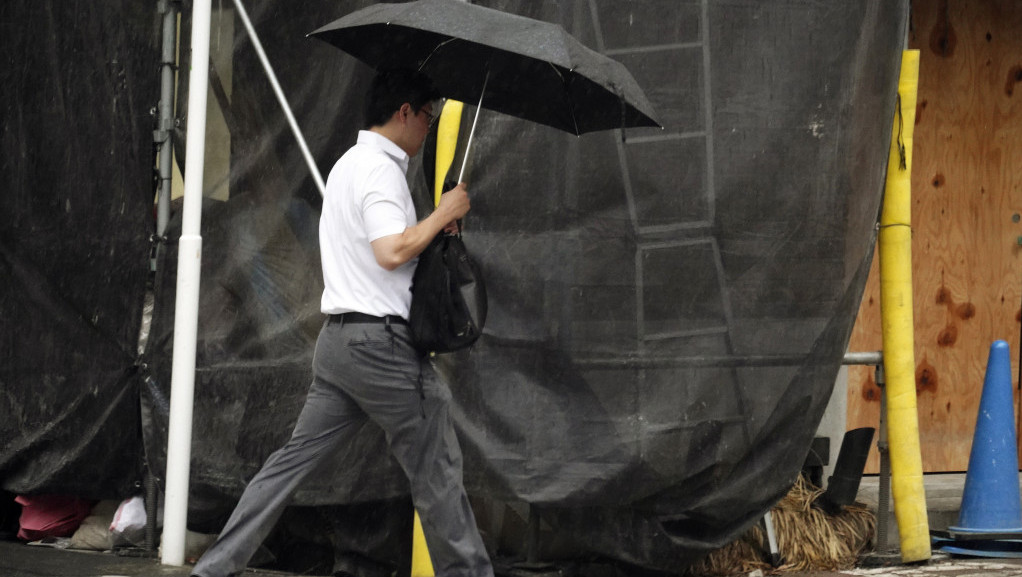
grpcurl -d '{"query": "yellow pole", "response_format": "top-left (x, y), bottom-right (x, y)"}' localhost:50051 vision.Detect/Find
top-left (434, 99), bottom-right (465, 206)
top-left (879, 49), bottom-right (929, 563)
top-left (412, 98), bottom-right (465, 577)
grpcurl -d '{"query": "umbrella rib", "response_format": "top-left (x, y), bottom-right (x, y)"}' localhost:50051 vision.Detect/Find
top-left (549, 62), bottom-right (581, 135)
top-left (419, 37), bottom-right (458, 72)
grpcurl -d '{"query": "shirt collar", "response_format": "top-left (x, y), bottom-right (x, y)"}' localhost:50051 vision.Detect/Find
top-left (357, 130), bottom-right (409, 175)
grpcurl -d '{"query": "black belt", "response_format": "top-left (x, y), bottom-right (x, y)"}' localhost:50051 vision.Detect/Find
top-left (329, 312), bottom-right (408, 326)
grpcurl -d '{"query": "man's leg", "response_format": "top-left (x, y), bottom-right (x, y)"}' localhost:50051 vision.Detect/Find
top-left (390, 368), bottom-right (493, 577)
top-left (192, 363), bottom-right (364, 576)
top-left (334, 323), bottom-right (493, 577)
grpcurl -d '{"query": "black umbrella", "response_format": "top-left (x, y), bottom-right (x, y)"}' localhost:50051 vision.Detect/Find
top-left (308, 0), bottom-right (661, 137)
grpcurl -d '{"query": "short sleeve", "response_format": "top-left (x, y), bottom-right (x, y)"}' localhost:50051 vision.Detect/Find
top-left (362, 166), bottom-right (412, 242)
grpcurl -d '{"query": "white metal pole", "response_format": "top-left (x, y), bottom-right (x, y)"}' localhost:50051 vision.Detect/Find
top-left (162, 0), bottom-right (212, 566)
top-left (233, 0), bottom-right (325, 196)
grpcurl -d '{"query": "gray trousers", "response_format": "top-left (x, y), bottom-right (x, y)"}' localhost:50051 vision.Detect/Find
top-left (192, 317), bottom-right (493, 577)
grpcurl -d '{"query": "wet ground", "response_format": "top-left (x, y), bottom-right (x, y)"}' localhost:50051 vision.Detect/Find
top-left (0, 539), bottom-right (283, 577)
top-left (788, 556), bottom-right (1022, 577)
top-left (4, 540), bottom-right (1022, 577)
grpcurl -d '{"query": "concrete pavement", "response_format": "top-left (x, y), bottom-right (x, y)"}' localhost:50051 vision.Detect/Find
top-left (4, 473), bottom-right (1022, 577)
top-left (787, 556), bottom-right (1022, 577)
top-left (6, 540), bottom-right (1022, 577)
top-left (0, 539), bottom-right (244, 577)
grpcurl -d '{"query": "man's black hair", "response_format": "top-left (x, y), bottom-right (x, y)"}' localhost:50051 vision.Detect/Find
top-left (364, 68), bottom-right (441, 129)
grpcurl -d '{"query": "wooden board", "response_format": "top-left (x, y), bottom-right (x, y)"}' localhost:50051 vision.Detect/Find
top-left (846, 0), bottom-right (1022, 473)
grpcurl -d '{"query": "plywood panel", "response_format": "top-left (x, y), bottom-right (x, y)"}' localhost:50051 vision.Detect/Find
top-left (847, 0), bottom-right (1022, 473)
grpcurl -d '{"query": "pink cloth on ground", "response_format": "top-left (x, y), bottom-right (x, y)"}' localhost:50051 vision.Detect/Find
top-left (15, 495), bottom-right (95, 541)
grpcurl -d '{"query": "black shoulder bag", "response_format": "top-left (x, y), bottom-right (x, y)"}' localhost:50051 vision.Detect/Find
top-left (408, 231), bottom-right (487, 354)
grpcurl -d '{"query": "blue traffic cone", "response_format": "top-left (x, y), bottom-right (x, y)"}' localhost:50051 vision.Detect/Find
top-left (949, 340), bottom-right (1022, 534)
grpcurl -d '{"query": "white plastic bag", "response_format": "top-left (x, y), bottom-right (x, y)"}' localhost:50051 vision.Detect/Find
top-left (109, 496), bottom-right (146, 547)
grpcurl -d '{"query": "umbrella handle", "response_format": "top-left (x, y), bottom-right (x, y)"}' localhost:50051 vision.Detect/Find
top-left (458, 69), bottom-right (489, 183)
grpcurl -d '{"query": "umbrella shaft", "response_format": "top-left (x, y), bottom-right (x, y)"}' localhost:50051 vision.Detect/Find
top-left (458, 70), bottom-right (489, 183)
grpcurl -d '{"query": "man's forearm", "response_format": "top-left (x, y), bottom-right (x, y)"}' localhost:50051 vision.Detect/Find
top-left (371, 209), bottom-right (453, 270)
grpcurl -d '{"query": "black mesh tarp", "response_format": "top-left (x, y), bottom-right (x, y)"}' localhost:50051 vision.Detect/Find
top-left (2, 0), bottom-right (908, 571)
top-left (0, 0), bottom-right (157, 498)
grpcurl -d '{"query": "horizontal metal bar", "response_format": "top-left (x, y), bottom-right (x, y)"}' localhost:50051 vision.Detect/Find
top-left (636, 220), bottom-right (713, 236)
top-left (842, 351), bottom-right (883, 366)
top-left (624, 131), bottom-right (706, 144)
top-left (605, 41), bottom-right (703, 56)
top-left (641, 325), bottom-right (729, 341)
top-left (574, 354), bottom-right (809, 369)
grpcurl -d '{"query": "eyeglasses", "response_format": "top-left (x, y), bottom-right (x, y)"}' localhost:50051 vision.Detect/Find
top-left (418, 98), bottom-right (445, 128)
top-left (418, 107), bottom-right (438, 127)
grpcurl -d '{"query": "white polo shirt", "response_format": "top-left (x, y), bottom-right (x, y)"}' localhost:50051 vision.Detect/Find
top-left (320, 130), bottom-right (418, 318)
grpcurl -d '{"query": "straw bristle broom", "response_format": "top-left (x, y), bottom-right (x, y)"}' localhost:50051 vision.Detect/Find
top-left (684, 475), bottom-right (876, 576)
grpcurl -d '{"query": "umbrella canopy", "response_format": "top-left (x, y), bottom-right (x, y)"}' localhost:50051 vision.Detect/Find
top-left (308, 0), bottom-right (660, 135)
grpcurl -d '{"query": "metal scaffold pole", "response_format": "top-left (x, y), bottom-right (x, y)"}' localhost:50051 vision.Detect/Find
top-left (155, 0), bottom-right (179, 238)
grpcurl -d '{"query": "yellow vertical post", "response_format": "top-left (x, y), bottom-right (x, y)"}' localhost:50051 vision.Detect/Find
top-left (879, 49), bottom-right (930, 563)
top-left (412, 98), bottom-right (465, 577)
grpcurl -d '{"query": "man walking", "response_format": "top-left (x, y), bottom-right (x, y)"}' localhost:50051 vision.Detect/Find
top-left (191, 68), bottom-right (493, 577)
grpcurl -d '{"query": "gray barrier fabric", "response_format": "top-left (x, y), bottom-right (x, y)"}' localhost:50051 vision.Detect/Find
top-left (1, 0), bottom-right (908, 570)
top-left (0, 0), bottom-right (157, 497)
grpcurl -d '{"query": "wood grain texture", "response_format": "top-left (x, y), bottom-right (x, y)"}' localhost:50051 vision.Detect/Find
top-left (847, 0), bottom-right (1022, 473)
